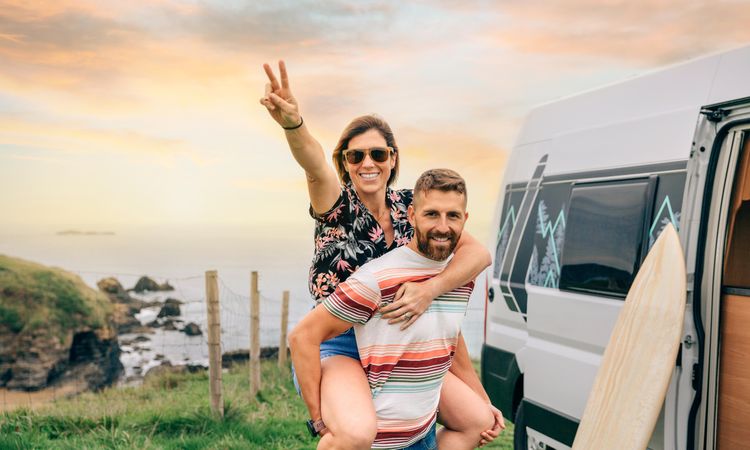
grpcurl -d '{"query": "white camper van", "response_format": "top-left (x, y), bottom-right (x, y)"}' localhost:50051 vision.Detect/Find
top-left (481, 45), bottom-right (750, 450)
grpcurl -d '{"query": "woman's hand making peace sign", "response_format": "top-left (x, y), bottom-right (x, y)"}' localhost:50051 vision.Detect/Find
top-left (260, 60), bottom-right (302, 129)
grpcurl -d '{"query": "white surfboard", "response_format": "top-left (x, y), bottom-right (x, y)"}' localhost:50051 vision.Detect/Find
top-left (572, 223), bottom-right (686, 450)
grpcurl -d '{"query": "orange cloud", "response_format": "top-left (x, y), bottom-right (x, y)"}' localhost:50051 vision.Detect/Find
top-left (484, 0), bottom-right (750, 65)
top-left (0, 115), bottom-right (191, 157)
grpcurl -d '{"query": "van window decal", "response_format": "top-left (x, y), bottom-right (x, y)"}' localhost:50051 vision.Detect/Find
top-left (528, 200), bottom-right (567, 289)
top-left (649, 195), bottom-right (681, 248)
top-left (498, 154), bottom-right (548, 314)
top-left (493, 205), bottom-right (517, 279)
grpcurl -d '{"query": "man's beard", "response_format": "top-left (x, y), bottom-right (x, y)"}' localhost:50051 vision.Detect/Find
top-left (416, 228), bottom-right (459, 261)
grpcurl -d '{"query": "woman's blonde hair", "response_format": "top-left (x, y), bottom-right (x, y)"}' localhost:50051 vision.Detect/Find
top-left (331, 115), bottom-right (399, 186)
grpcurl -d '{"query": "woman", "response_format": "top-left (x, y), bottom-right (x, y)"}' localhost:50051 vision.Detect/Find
top-left (260, 60), bottom-right (503, 449)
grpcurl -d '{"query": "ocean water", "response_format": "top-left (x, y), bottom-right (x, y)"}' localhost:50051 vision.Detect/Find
top-left (0, 225), bottom-right (487, 380)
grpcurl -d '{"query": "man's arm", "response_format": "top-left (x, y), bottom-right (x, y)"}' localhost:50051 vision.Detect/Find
top-left (449, 332), bottom-right (490, 402)
top-left (288, 304), bottom-right (354, 425)
top-left (449, 332), bottom-right (506, 444)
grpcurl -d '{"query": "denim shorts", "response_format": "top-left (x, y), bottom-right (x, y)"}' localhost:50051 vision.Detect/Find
top-left (320, 327), bottom-right (360, 360)
top-left (400, 422), bottom-right (437, 450)
top-left (292, 327), bottom-right (359, 394)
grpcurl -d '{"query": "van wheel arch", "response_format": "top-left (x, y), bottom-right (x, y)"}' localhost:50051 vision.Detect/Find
top-left (513, 400), bottom-right (527, 449)
top-left (512, 374), bottom-right (524, 418)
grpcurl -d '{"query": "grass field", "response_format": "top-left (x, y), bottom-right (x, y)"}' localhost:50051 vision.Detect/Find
top-left (0, 360), bottom-right (514, 449)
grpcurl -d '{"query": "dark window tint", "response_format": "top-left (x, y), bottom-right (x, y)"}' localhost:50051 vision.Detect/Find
top-left (560, 178), bottom-right (655, 298)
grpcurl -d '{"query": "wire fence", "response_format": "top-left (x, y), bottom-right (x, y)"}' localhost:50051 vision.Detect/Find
top-left (0, 270), bottom-right (311, 413)
top-left (0, 268), bottom-right (488, 413)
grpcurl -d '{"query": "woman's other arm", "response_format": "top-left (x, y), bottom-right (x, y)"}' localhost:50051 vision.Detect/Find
top-left (260, 60), bottom-right (340, 213)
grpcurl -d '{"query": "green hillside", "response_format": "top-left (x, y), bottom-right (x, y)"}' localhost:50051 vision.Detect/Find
top-left (0, 254), bottom-right (112, 339)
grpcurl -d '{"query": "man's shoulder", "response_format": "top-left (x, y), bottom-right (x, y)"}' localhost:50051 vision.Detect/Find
top-left (360, 246), bottom-right (419, 271)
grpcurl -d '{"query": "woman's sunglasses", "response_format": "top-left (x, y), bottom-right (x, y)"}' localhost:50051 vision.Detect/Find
top-left (342, 146), bottom-right (394, 164)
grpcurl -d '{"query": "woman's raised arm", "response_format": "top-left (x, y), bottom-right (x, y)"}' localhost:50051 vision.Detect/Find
top-left (260, 60), bottom-right (340, 214)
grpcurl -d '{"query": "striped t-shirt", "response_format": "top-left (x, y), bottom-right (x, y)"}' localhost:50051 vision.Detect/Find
top-left (322, 245), bottom-right (474, 449)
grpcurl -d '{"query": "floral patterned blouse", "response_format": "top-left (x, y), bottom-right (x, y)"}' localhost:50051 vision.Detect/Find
top-left (309, 182), bottom-right (414, 302)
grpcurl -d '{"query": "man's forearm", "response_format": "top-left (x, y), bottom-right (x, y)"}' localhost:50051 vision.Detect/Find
top-left (449, 333), bottom-right (491, 403)
top-left (289, 335), bottom-right (324, 420)
top-left (427, 232), bottom-right (491, 298)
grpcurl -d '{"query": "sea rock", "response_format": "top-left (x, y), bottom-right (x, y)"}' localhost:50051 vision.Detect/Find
top-left (221, 347), bottom-right (280, 368)
top-left (132, 276), bottom-right (174, 293)
top-left (111, 303), bottom-right (142, 334)
top-left (157, 299), bottom-right (182, 318)
top-left (162, 320), bottom-right (178, 331)
top-left (182, 323), bottom-right (202, 336)
top-left (144, 361), bottom-right (206, 383)
top-left (97, 277), bottom-right (130, 303)
top-left (97, 277), bottom-right (149, 334)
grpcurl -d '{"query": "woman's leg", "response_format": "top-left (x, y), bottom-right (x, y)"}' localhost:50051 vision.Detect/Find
top-left (317, 355), bottom-right (377, 450)
top-left (437, 372), bottom-right (494, 449)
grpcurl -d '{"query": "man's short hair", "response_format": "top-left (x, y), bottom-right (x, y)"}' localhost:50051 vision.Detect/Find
top-left (413, 169), bottom-right (467, 203)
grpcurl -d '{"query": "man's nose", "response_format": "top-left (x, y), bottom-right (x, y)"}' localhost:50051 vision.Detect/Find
top-left (435, 216), bottom-right (450, 232)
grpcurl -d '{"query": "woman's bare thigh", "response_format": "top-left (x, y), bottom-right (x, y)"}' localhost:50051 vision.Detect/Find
top-left (320, 355), bottom-right (377, 436)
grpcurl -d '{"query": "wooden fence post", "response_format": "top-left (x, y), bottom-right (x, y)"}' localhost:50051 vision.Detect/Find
top-left (205, 270), bottom-right (223, 418)
top-left (250, 271), bottom-right (261, 396)
top-left (279, 290), bottom-right (290, 368)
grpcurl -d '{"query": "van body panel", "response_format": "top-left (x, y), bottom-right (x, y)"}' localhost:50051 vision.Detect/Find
top-left (515, 46), bottom-right (750, 148)
top-left (505, 108), bottom-right (698, 185)
top-left (706, 47), bottom-right (750, 104)
top-left (482, 45), bottom-right (750, 449)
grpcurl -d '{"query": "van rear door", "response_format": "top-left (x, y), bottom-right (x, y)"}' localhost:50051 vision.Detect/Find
top-left (682, 99), bottom-right (750, 450)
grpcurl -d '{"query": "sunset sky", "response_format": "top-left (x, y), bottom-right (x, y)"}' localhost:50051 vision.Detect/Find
top-left (2, 1), bottom-right (750, 243)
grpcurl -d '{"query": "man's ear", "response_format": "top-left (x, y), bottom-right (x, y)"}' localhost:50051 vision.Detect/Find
top-left (407, 204), bottom-right (415, 227)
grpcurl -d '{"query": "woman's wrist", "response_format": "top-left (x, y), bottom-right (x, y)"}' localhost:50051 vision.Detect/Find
top-left (282, 116), bottom-right (303, 130)
top-left (423, 277), bottom-right (445, 300)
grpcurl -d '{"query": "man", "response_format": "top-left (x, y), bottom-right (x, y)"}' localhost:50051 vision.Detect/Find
top-left (289, 169), bottom-right (503, 449)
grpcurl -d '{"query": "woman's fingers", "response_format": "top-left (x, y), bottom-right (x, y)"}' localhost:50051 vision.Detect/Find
top-left (393, 282), bottom-right (408, 301)
top-left (263, 63), bottom-right (281, 91)
top-left (279, 60), bottom-right (290, 89)
top-left (261, 83), bottom-right (275, 110)
top-left (259, 96), bottom-right (275, 111)
top-left (379, 300), bottom-right (401, 316)
top-left (268, 92), bottom-right (295, 114)
top-left (399, 314), bottom-right (418, 330)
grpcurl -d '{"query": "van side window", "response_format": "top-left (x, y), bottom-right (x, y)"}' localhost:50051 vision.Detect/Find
top-left (559, 178), bottom-right (656, 298)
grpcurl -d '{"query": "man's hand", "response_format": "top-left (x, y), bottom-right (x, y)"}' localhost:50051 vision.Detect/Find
top-left (478, 405), bottom-right (505, 447)
top-left (260, 60), bottom-right (301, 129)
top-left (379, 280), bottom-right (436, 330)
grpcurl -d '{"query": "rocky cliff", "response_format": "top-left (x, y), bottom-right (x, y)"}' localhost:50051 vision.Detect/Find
top-left (0, 255), bottom-right (123, 391)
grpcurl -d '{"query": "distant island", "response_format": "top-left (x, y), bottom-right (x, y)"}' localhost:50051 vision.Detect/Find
top-left (56, 230), bottom-right (116, 236)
